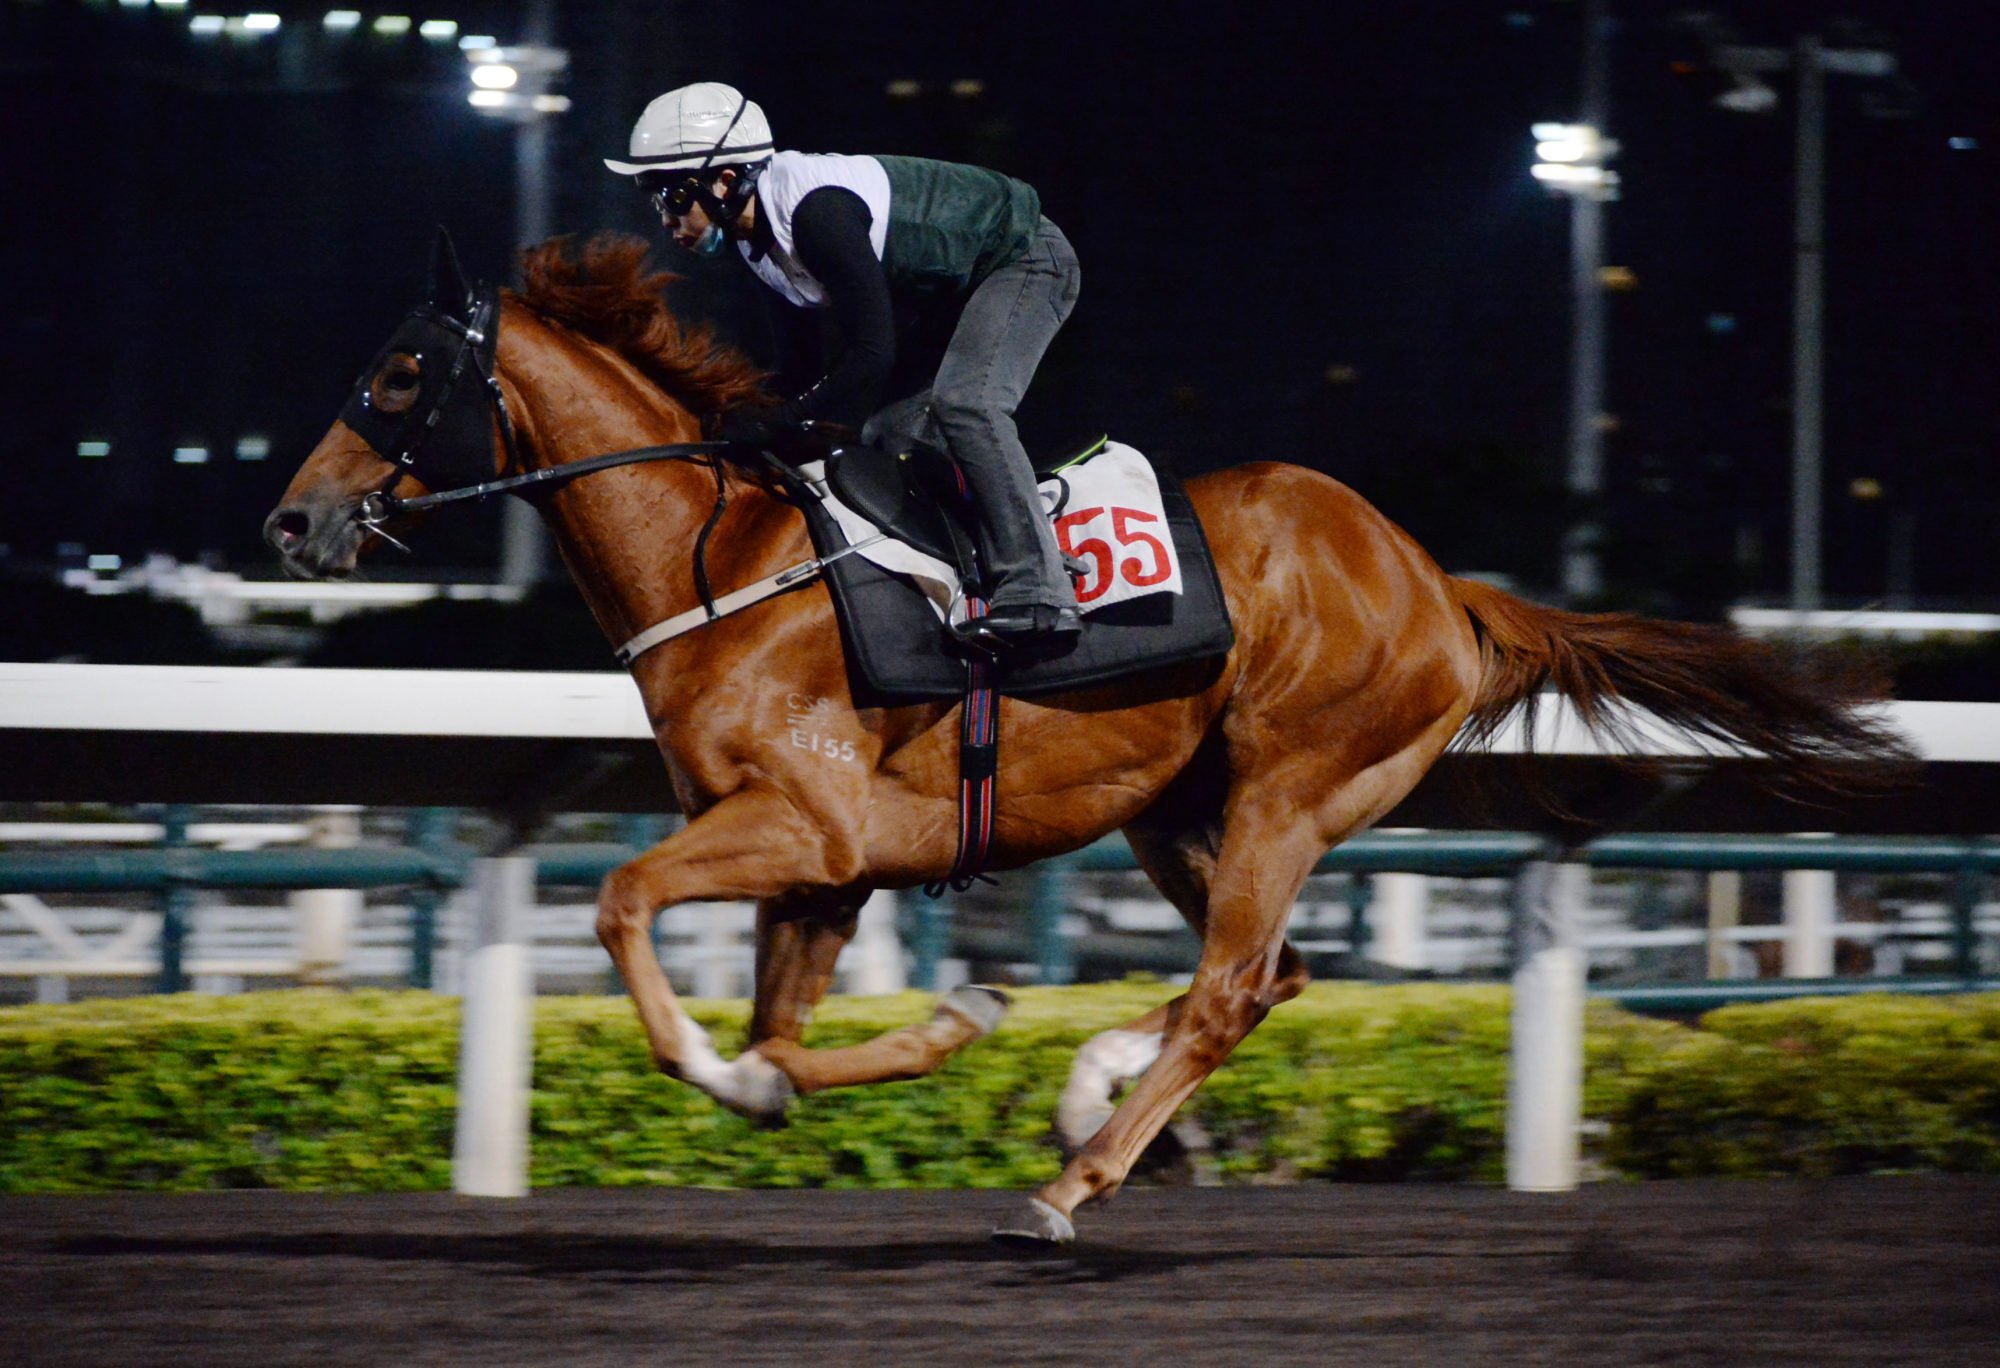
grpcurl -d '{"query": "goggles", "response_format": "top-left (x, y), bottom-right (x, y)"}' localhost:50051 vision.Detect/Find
top-left (643, 175), bottom-right (706, 219)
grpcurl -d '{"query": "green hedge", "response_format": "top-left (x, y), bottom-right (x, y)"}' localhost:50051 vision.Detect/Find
top-left (2, 984), bottom-right (1996, 1193)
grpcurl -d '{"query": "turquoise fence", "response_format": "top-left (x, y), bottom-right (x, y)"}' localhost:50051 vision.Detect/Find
top-left (2, 815), bottom-right (1993, 1007)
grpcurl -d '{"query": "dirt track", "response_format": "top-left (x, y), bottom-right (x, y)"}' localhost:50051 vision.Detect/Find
top-left (2, 1180), bottom-right (1997, 1366)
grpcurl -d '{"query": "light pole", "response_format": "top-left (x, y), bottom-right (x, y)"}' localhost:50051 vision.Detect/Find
top-left (1532, 0), bottom-right (1619, 603)
top-left (1694, 29), bottom-right (1896, 621)
top-left (464, 12), bottom-right (570, 590)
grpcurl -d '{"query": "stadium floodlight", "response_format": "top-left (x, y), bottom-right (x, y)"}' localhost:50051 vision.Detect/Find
top-left (243, 13), bottom-right (281, 33)
top-left (235, 435), bottom-right (271, 461)
top-left (1530, 121), bottom-right (1620, 201)
top-left (323, 10), bottom-right (362, 30)
top-left (189, 14), bottom-right (225, 34)
top-left (173, 445), bottom-right (210, 465)
top-left (420, 20), bottom-right (459, 41)
top-left (464, 45), bottom-right (570, 122)
top-left (459, 34), bottom-right (497, 50)
top-left (78, 441), bottom-right (111, 459)
top-left (374, 15), bottom-right (413, 36)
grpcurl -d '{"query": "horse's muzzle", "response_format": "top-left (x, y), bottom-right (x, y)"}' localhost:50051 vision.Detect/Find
top-left (264, 500), bottom-right (361, 579)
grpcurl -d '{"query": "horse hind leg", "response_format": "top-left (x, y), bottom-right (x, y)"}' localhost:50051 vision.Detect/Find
top-left (1000, 729), bottom-right (1450, 1246)
top-left (1054, 817), bottom-right (1309, 1154)
top-left (747, 887), bottom-right (1010, 1101)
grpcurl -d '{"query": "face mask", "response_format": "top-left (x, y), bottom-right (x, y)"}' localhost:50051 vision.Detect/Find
top-left (690, 223), bottom-right (727, 258)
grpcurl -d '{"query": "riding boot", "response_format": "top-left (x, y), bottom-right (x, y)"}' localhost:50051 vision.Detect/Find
top-left (950, 446), bottom-right (1080, 650)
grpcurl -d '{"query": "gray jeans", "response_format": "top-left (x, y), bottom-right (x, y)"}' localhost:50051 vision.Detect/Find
top-left (862, 217), bottom-right (1082, 610)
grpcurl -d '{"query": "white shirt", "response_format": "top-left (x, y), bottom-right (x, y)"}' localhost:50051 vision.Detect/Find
top-left (739, 151), bottom-right (892, 308)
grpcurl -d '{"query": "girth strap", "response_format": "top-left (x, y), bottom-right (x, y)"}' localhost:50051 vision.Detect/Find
top-left (924, 607), bottom-right (1002, 897)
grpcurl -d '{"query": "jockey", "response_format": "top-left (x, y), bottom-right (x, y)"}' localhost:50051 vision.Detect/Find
top-left (606, 81), bottom-right (1082, 652)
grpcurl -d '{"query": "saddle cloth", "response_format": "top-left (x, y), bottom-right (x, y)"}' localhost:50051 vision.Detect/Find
top-left (797, 441), bottom-right (1235, 704)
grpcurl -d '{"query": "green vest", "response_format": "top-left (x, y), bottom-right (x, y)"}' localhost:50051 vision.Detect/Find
top-left (876, 155), bottom-right (1042, 298)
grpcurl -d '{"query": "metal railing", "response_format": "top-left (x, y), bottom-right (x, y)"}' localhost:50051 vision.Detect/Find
top-left (3, 815), bottom-right (1994, 1008)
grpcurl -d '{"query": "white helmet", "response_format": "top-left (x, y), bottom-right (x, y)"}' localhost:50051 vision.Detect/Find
top-left (604, 82), bottom-right (773, 177)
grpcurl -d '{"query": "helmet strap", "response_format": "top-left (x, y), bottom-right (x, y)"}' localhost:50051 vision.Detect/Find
top-left (702, 160), bottom-right (765, 229)
top-left (686, 94), bottom-right (763, 231)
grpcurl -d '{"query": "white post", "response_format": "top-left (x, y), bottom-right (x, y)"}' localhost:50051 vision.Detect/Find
top-left (1368, 873), bottom-right (1430, 971)
top-left (844, 889), bottom-right (908, 995)
top-left (1783, 868), bottom-right (1837, 978)
top-left (1706, 871), bottom-right (1742, 979)
top-left (453, 857), bottom-right (534, 1198)
top-left (1508, 862), bottom-right (1586, 1192)
top-left (292, 807), bottom-right (362, 986)
top-left (693, 904), bottom-right (737, 999)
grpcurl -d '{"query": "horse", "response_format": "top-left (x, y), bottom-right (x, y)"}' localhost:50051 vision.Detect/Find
top-left (267, 233), bottom-right (1906, 1243)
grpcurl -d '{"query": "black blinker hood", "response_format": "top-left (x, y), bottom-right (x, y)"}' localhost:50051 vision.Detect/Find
top-left (336, 227), bottom-right (506, 496)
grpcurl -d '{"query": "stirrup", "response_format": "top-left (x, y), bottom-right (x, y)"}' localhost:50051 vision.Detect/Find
top-left (950, 603), bottom-right (1082, 654)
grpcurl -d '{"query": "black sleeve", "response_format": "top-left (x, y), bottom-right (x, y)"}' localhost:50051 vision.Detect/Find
top-left (783, 185), bottom-right (895, 427)
top-left (762, 295), bottom-right (822, 397)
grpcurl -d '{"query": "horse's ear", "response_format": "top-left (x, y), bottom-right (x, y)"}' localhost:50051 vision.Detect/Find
top-left (427, 226), bottom-right (473, 317)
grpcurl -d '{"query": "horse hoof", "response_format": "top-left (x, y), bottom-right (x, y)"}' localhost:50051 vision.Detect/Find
top-left (991, 1197), bottom-right (1075, 1248)
top-left (936, 984), bottom-right (1011, 1037)
top-left (726, 1051), bottom-right (796, 1128)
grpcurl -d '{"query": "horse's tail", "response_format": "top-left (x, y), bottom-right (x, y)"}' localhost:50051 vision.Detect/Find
top-left (1448, 577), bottom-right (1913, 787)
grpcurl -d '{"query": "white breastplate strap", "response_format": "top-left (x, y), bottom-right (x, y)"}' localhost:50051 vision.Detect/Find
top-left (614, 532), bottom-right (884, 667)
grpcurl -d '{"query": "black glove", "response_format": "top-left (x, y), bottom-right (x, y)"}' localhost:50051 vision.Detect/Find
top-left (717, 407), bottom-right (799, 449)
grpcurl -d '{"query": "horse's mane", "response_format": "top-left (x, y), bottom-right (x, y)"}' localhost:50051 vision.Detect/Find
top-left (508, 233), bottom-right (770, 423)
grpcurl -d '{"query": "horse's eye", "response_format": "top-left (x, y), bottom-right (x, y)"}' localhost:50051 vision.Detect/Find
top-left (369, 356), bottom-right (422, 413)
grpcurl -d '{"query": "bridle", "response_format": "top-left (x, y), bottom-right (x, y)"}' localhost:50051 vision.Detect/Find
top-left (341, 283), bottom-right (731, 545)
top-left (348, 286), bottom-right (522, 546)
top-left (334, 278), bottom-right (880, 664)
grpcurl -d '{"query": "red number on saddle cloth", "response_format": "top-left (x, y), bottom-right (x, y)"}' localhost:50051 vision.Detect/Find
top-left (1055, 507), bottom-right (1114, 603)
top-left (1112, 508), bottom-right (1170, 587)
top-left (1055, 506), bottom-right (1174, 605)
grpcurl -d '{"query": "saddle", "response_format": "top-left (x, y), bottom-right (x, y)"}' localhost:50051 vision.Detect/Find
top-left (765, 433), bottom-right (1235, 706)
top-left (823, 435), bottom-right (1106, 589)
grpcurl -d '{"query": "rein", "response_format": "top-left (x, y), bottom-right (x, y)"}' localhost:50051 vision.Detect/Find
top-left (357, 439), bottom-right (729, 527)
top-left (345, 284), bottom-right (882, 664)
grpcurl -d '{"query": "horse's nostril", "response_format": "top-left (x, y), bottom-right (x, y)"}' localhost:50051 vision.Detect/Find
top-left (269, 510), bottom-right (311, 549)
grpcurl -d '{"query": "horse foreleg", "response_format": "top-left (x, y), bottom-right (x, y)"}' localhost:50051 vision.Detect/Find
top-left (746, 888), bottom-right (863, 1047)
top-left (748, 889), bottom-right (1010, 1093)
top-left (595, 792), bottom-right (851, 1122)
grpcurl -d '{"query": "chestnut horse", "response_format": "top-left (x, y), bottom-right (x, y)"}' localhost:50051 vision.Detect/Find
top-left (268, 235), bottom-right (1903, 1243)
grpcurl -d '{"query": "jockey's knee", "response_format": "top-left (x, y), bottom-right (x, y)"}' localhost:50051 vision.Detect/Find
top-left (927, 390), bottom-right (1003, 446)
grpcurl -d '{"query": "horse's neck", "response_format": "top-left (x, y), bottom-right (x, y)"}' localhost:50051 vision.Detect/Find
top-left (494, 310), bottom-right (764, 647)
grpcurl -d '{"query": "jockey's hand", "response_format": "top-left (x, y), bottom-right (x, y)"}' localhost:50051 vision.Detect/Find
top-left (717, 408), bottom-right (798, 450)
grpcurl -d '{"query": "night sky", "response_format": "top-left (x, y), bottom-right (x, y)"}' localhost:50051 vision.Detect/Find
top-left (5, 0), bottom-right (1995, 613)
